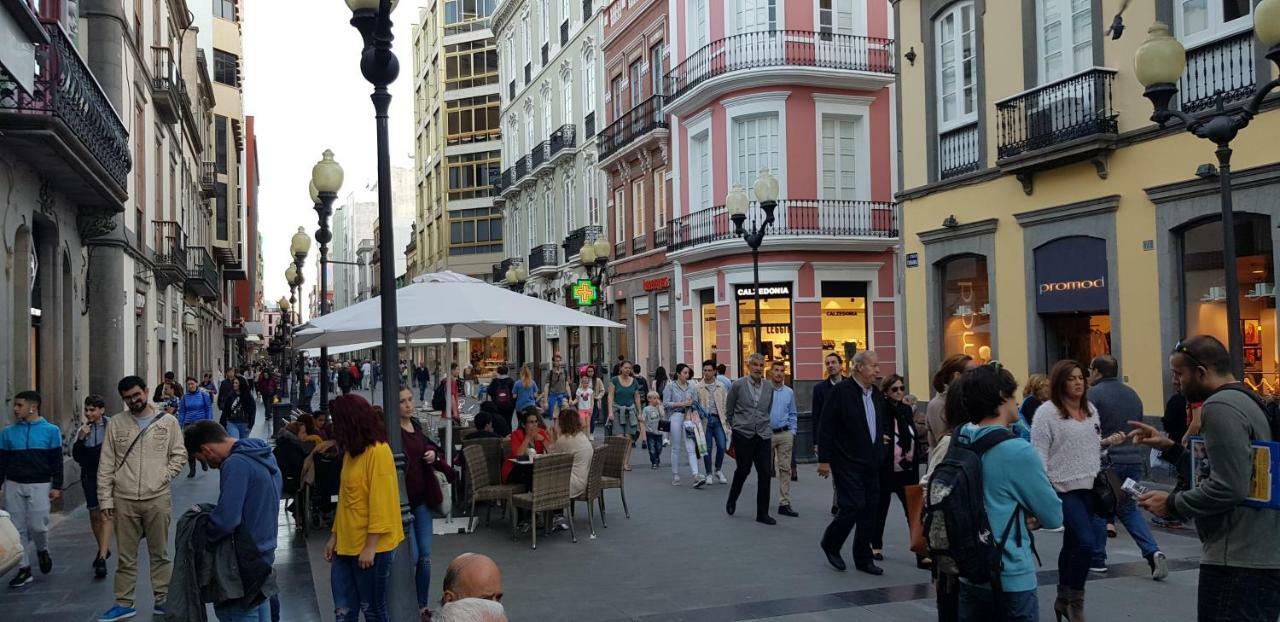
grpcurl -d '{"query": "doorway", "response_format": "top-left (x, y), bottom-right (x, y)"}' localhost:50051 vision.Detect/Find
top-left (1043, 313), bottom-right (1111, 368)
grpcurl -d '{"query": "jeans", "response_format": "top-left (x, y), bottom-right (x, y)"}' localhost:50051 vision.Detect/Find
top-left (703, 415), bottom-right (727, 475)
top-left (958, 584), bottom-right (1038, 622)
top-left (646, 432), bottom-right (664, 466)
top-left (4, 481), bottom-right (49, 569)
top-left (1092, 463), bottom-right (1160, 563)
top-left (548, 392), bottom-right (568, 414)
top-left (228, 421), bottom-right (252, 440)
top-left (669, 411), bottom-right (701, 478)
top-left (214, 600), bottom-right (271, 622)
top-left (331, 550), bottom-right (395, 622)
top-left (1197, 564), bottom-right (1280, 621)
top-left (1057, 489), bottom-right (1097, 590)
top-left (418, 382), bottom-right (428, 402)
top-left (408, 504), bottom-right (434, 610)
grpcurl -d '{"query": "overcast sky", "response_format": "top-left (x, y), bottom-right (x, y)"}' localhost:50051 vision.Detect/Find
top-left (243, 0), bottom-right (418, 308)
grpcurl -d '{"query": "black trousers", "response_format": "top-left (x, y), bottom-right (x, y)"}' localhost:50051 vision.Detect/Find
top-left (873, 469), bottom-right (914, 550)
top-left (821, 468), bottom-right (879, 567)
top-left (727, 431), bottom-right (773, 519)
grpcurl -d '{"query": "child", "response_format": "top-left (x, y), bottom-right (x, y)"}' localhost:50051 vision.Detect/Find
top-left (72, 395), bottom-right (112, 578)
top-left (642, 391), bottom-right (666, 469)
top-left (575, 375), bottom-right (594, 432)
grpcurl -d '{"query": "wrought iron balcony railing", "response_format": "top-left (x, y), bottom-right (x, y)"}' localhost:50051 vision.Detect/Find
top-left (152, 220), bottom-right (188, 284)
top-left (938, 122), bottom-right (980, 180)
top-left (1179, 30), bottom-right (1257, 114)
top-left (665, 31), bottom-right (894, 102)
top-left (528, 243), bottom-right (559, 272)
top-left (515, 155), bottom-right (529, 180)
top-left (598, 95), bottom-right (666, 161)
top-left (668, 199), bottom-right (898, 252)
top-left (200, 161), bottom-right (216, 197)
top-left (492, 257), bottom-right (521, 283)
top-left (549, 124), bottom-right (576, 160)
top-left (151, 46), bottom-right (179, 124)
top-left (614, 240), bottom-right (625, 259)
top-left (562, 225), bottom-right (603, 260)
top-left (653, 225), bottom-right (669, 248)
top-left (532, 139), bottom-right (549, 170)
top-left (584, 111), bottom-right (596, 137)
top-left (631, 235), bottom-right (647, 254)
top-left (494, 168), bottom-right (511, 194)
top-left (186, 246), bottom-right (220, 300)
top-left (996, 67), bottom-right (1118, 160)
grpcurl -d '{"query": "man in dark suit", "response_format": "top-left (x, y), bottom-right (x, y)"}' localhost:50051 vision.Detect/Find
top-left (818, 349), bottom-right (889, 575)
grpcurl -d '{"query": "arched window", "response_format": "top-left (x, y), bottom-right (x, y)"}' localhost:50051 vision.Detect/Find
top-left (938, 254), bottom-right (992, 362)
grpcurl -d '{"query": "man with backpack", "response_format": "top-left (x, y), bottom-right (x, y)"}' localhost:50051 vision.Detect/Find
top-left (1131, 335), bottom-right (1280, 622)
top-left (925, 364), bottom-right (1062, 621)
top-left (486, 365), bottom-right (517, 430)
top-left (1, 391), bottom-right (62, 589)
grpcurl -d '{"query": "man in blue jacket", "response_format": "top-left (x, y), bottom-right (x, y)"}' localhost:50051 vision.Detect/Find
top-left (183, 420), bottom-right (282, 621)
top-left (1, 390), bottom-right (63, 588)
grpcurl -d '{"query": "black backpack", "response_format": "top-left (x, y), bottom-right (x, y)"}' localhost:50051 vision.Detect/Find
top-left (924, 428), bottom-right (1029, 589)
top-left (491, 378), bottom-right (515, 411)
top-left (432, 380), bottom-right (448, 411)
top-left (1215, 383), bottom-right (1280, 440)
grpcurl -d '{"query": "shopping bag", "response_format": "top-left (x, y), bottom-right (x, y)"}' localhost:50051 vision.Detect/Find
top-left (0, 510), bottom-right (25, 577)
top-left (905, 484), bottom-right (927, 555)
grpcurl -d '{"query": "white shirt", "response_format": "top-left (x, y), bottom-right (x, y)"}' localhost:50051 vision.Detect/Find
top-left (854, 378), bottom-right (876, 443)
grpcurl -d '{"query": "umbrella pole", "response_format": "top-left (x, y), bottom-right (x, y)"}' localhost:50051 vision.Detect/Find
top-left (444, 324), bottom-right (455, 523)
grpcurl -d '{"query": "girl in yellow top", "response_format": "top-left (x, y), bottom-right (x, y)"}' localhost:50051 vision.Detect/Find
top-left (324, 394), bottom-right (404, 622)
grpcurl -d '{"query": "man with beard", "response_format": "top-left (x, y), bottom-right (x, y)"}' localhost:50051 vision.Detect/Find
top-left (96, 376), bottom-right (188, 622)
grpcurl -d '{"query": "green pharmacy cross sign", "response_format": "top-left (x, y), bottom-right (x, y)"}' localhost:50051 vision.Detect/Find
top-left (571, 278), bottom-right (599, 307)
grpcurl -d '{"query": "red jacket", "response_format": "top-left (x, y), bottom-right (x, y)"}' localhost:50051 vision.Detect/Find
top-left (502, 427), bottom-right (550, 482)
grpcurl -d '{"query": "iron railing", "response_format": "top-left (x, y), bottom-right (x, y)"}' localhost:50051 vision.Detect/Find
top-left (152, 220), bottom-right (188, 279)
top-left (598, 95), bottom-right (666, 161)
top-left (0, 21), bottom-right (131, 189)
top-left (186, 246), bottom-right (220, 299)
top-left (528, 243), bottom-right (559, 271)
top-left (995, 67), bottom-right (1117, 160)
top-left (562, 225), bottom-right (603, 259)
top-left (532, 139), bottom-right (549, 169)
top-left (632, 235), bottom-right (647, 253)
top-left (938, 122), bottom-right (980, 179)
top-left (666, 31), bottom-right (894, 102)
top-left (584, 111), bottom-right (596, 137)
top-left (653, 225), bottom-right (669, 248)
top-left (200, 161), bottom-right (216, 197)
top-left (668, 199), bottom-right (898, 252)
top-left (150, 46), bottom-right (179, 124)
top-left (550, 124), bottom-right (577, 157)
top-left (494, 168), bottom-right (512, 194)
top-left (614, 240), bottom-right (625, 258)
top-left (492, 257), bottom-right (521, 283)
top-left (1180, 30), bottom-right (1257, 113)
top-left (515, 155), bottom-right (529, 179)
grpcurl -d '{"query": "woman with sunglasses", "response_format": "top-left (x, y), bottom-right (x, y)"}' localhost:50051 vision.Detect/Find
top-left (871, 375), bottom-right (926, 568)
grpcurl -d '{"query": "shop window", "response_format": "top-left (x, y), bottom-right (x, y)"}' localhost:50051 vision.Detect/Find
top-left (737, 282), bottom-right (793, 378)
top-left (700, 289), bottom-right (717, 364)
top-left (1181, 213), bottom-right (1275, 387)
top-left (821, 281), bottom-right (869, 363)
top-left (939, 254), bottom-right (992, 362)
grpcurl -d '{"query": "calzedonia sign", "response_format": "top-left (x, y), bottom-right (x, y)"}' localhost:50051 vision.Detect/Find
top-left (736, 283), bottom-right (792, 298)
top-left (1034, 236), bottom-right (1109, 314)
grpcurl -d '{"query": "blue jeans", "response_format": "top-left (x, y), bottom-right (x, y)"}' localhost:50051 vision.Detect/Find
top-left (702, 415), bottom-right (727, 474)
top-left (214, 600), bottom-right (271, 622)
top-left (408, 504), bottom-right (434, 610)
top-left (1092, 463), bottom-right (1160, 563)
top-left (548, 392), bottom-right (568, 414)
top-left (958, 583), bottom-right (1038, 622)
top-left (1057, 489), bottom-right (1097, 590)
top-left (331, 550), bottom-right (395, 622)
top-left (646, 432), bottom-right (664, 466)
top-left (1198, 564), bottom-right (1280, 621)
top-left (228, 421), bottom-right (252, 440)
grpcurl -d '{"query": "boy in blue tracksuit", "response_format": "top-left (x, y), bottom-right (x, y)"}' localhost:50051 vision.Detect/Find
top-left (1, 390), bottom-right (63, 588)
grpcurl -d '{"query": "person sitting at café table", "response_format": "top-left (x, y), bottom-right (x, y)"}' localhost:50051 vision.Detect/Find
top-left (501, 407), bottom-right (551, 489)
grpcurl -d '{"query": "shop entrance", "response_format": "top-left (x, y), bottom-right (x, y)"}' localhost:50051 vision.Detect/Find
top-left (1043, 314), bottom-right (1111, 368)
top-left (736, 282), bottom-right (793, 379)
top-left (1034, 236), bottom-right (1112, 371)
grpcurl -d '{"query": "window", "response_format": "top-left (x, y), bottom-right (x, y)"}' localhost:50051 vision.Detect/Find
top-left (215, 0), bottom-right (235, 20)
top-left (650, 42), bottom-right (664, 96)
top-left (215, 182), bottom-right (229, 240)
top-left (935, 2), bottom-right (977, 129)
top-left (444, 0), bottom-right (496, 24)
top-left (1037, 0), bottom-right (1092, 84)
top-left (445, 95), bottom-right (500, 144)
top-left (736, 283), bottom-right (792, 376)
top-left (521, 15), bottom-right (531, 73)
top-left (215, 115), bottom-right (228, 173)
top-left (524, 105), bottom-right (535, 151)
top-left (653, 170), bottom-right (666, 229)
top-left (446, 151), bottom-right (500, 200)
top-left (733, 114), bottom-right (780, 200)
top-left (940, 255), bottom-right (991, 361)
top-left (689, 0), bottom-right (709, 52)
top-left (821, 281), bottom-right (869, 363)
top-left (527, 196), bottom-right (536, 245)
top-left (540, 0), bottom-right (550, 55)
top-left (563, 175), bottom-right (575, 232)
top-left (448, 207), bottom-right (503, 255)
top-left (629, 60), bottom-right (643, 107)
top-left (542, 88), bottom-right (552, 138)
top-left (1176, 0), bottom-right (1252, 46)
top-left (445, 40), bottom-right (499, 89)
top-left (543, 187), bottom-right (555, 243)
top-left (561, 72), bottom-right (573, 125)
top-left (690, 132), bottom-right (711, 211)
top-left (611, 75), bottom-right (624, 120)
top-left (213, 49), bottom-right (238, 86)
top-left (613, 188), bottom-right (625, 245)
top-left (631, 178), bottom-right (646, 237)
top-left (819, 0), bottom-right (857, 35)
top-left (821, 117), bottom-right (859, 200)
top-left (737, 0), bottom-right (777, 32)
top-left (561, 0), bottom-right (570, 26)
top-left (583, 54), bottom-right (596, 112)
top-left (585, 167), bottom-right (599, 225)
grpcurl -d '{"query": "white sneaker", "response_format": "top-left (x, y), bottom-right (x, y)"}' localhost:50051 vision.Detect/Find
top-left (662, 438), bottom-right (670, 447)
top-left (717, 471), bottom-right (728, 484)
top-left (672, 475), bottom-right (680, 486)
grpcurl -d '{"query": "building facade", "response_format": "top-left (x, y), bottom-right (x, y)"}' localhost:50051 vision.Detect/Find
top-left (896, 0), bottom-right (1280, 409)
top-left (663, 0), bottom-right (901, 415)
top-left (494, 0), bottom-right (607, 374)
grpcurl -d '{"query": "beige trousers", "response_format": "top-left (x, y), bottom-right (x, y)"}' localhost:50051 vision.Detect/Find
top-left (112, 495), bottom-right (172, 607)
top-left (771, 430), bottom-right (794, 506)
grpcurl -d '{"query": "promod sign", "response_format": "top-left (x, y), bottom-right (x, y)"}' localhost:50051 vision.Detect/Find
top-left (571, 278), bottom-right (599, 307)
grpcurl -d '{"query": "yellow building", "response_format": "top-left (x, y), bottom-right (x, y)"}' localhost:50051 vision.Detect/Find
top-left (895, 0), bottom-right (1280, 409)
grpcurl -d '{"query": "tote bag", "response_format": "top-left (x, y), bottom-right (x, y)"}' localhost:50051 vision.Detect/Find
top-left (0, 510), bottom-right (24, 576)
top-left (906, 484), bottom-right (928, 555)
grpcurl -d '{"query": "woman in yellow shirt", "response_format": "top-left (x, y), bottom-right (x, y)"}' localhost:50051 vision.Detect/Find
top-left (324, 394), bottom-right (404, 622)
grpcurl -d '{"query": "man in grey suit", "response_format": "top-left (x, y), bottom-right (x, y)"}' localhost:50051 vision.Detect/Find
top-left (724, 353), bottom-right (777, 525)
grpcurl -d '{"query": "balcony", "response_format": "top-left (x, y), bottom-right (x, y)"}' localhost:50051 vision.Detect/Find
top-left (664, 31), bottom-right (895, 116)
top-left (497, 167), bottom-right (518, 199)
top-left (632, 235), bottom-right (647, 254)
top-left (528, 243), bottom-right (559, 274)
top-left (995, 68), bottom-right (1118, 194)
top-left (200, 161), bottom-right (216, 198)
top-left (515, 155), bottom-right (529, 180)
top-left (1179, 31), bottom-right (1256, 114)
top-left (938, 123), bottom-right (980, 180)
top-left (0, 21), bottom-right (130, 209)
top-left (152, 221), bottom-right (188, 287)
top-left (492, 257), bottom-right (522, 283)
top-left (531, 139), bottom-right (550, 174)
top-left (151, 47), bottom-right (180, 125)
top-left (186, 246), bottom-right (220, 300)
top-left (584, 111), bottom-right (596, 137)
top-left (549, 124), bottom-right (577, 164)
top-left (668, 199), bottom-right (898, 257)
top-left (614, 240), bottom-right (625, 259)
top-left (653, 225), bottom-right (669, 248)
top-left (562, 225), bottom-right (603, 261)
top-left (598, 95), bottom-right (667, 164)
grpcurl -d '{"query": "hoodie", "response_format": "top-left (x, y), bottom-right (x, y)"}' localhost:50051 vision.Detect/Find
top-left (956, 423), bottom-right (1063, 593)
top-left (209, 438), bottom-right (283, 561)
top-left (0, 416), bottom-right (63, 487)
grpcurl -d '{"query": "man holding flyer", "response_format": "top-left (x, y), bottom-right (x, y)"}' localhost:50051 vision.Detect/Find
top-left (1129, 335), bottom-right (1280, 622)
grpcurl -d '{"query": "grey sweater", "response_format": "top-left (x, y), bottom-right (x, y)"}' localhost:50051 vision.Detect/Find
top-left (1090, 378), bottom-right (1145, 465)
top-left (1170, 388), bottom-right (1280, 569)
top-left (724, 375), bottom-right (774, 439)
top-left (1030, 401), bottom-right (1102, 493)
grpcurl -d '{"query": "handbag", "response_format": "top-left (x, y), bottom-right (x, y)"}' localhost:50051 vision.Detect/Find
top-left (905, 484), bottom-right (927, 555)
top-left (1091, 467), bottom-right (1124, 518)
top-left (658, 420), bottom-right (671, 433)
top-left (0, 510), bottom-right (23, 577)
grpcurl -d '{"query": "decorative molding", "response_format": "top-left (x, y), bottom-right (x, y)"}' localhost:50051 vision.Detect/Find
top-left (1144, 162), bottom-right (1280, 205)
top-left (720, 90), bottom-right (791, 109)
top-left (811, 93), bottom-right (877, 108)
top-left (76, 210), bottom-right (117, 240)
top-left (917, 218), bottom-right (1000, 245)
top-left (1014, 195), bottom-right (1120, 228)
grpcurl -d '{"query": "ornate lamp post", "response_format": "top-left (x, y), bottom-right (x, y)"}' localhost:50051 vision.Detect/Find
top-left (311, 150), bottom-right (344, 413)
top-left (580, 237), bottom-right (612, 366)
top-left (727, 170), bottom-right (780, 356)
top-left (1134, 4), bottom-right (1280, 379)
top-left (291, 226), bottom-right (312, 324)
top-left (505, 263), bottom-right (529, 293)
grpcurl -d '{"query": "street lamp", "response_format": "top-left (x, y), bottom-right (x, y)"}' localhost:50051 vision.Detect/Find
top-left (291, 226), bottom-right (311, 324)
top-left (1135, 6), bottom-right (1280, 379)
top-left (311, 150), bottom-right (344, 414)
top-left (505, 263), bottom-right (529, 293)
top-left (728, 170), bottom-right (780, 356)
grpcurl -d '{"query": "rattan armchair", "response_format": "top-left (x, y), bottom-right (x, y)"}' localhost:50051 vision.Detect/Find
top-left (509, 452), bottom-right (577, 549)
top-left (462, 437), bottom-right (504, 485)
top-left (570, 448), bottom-right (607, 538)
top-left (599, 435), bottom-right (631, 520)
top-left (462, 444), bottom-right (525, 533)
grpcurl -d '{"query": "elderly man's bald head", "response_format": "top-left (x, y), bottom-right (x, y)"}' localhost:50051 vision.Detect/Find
top-left (441, 553), bottom-right (503, 606)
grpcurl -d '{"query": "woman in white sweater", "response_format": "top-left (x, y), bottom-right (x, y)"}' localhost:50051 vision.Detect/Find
top-left (1031, 360), bottom-right (1126, 622)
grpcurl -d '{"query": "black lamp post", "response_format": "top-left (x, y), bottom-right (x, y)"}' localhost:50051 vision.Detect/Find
top-left (727, 170), bottom-right (780, 357)
top-left (580, 237), bottom-right (611, 364)
top-left (1135, 12), bottom-right (1280, 379)
top-left (342, 1), bottom-right (416, 617)
top-left (310, 153), bottom-right (344, 414)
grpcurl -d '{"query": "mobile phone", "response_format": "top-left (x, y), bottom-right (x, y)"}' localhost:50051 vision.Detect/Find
top-left (1121, 478), bottom-right (1148, 497)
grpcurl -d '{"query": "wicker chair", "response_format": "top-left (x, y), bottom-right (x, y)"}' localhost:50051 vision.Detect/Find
top-left (509, 452), bottom-right (577, 549)
top-left (461, 444), bottom-right (525, 533)
top-left (462, 437), bottom-right (504, 485)
top-left (570, 448), bottom-right (607, 538)
top-left (599, 436), bottom-right (631, 520)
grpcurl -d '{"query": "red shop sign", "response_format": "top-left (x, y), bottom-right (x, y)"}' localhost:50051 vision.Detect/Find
top-left (643, 277), bottom-right (671, 291)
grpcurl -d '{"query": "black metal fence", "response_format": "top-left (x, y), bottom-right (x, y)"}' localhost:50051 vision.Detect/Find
top-left (528, 243), bottom-right (559, 271)
top-left (1180, 30), bottom-right (1257, 113)
top-left (668, 199), bottom-right (898, 252)
top-left (598, 95), bottom-right (666, 161)
top-left (938, 122), bottom-right (980, 179)
top-left (550, 124), bottom-right (577, 156)
top-left (995, 68), bottom-right (1117, 160)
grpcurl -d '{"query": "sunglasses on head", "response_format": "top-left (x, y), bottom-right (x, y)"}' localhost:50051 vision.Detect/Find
top-left (1172, 340), bottom-right (1206, 371)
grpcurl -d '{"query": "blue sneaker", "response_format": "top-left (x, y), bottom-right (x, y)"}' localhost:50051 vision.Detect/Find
top-left (153, 602), bottom-right (166, 615)
top-left (98, 605), bottom-right (138, 621)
